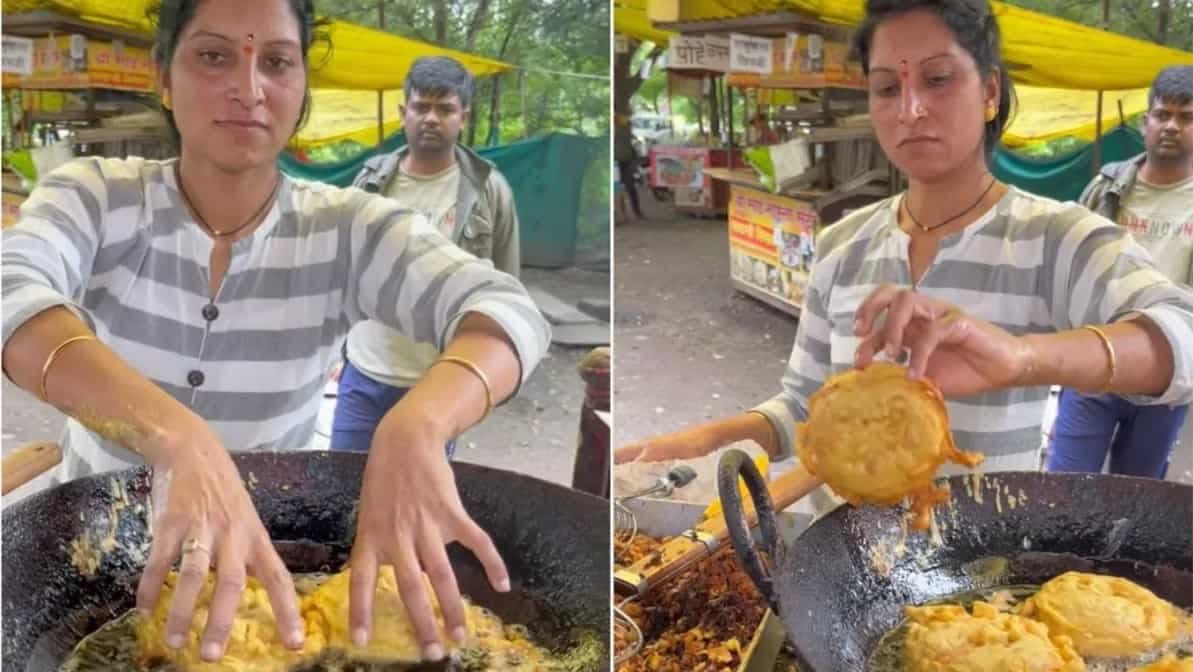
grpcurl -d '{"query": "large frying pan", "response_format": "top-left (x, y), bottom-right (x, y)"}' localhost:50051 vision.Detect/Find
top-left (717, 449), bottom-right (1193, 671)
top-left (3, 451), bottom-right (610, 672)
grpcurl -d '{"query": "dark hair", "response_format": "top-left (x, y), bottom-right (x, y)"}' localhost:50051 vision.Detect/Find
top-left (1149, 66), bottom-right (1193, 110)
top-left (149, 0), bottom-right (322, 149)
top-left (851, 0), bottom-right (1015, 162)
top-left (404, 56), bottom-right (474, 110)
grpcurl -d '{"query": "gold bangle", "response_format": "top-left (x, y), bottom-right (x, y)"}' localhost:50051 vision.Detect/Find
top-left (40, 335), bottom-right (98, 404)
top-left (434, 355), bottom-right (495, 420)
top-left (1082, 325), bottom-right (1117, 394)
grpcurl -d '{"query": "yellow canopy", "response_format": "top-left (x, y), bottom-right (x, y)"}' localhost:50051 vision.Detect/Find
top-left (644, 0), bottom-right (1193, 90)
top-left (1003, 87), bottom-right (1149, 148)
top-left (295, 89), bottom-right (405, 150)
top-left (615, 1), bottom-right (675, 46)
top-left (5, 3), bottom-right (513, 148)
top-left (2, 3), bottom-right (513, 91)
top-left (307, 20), bottom-right (512, 90)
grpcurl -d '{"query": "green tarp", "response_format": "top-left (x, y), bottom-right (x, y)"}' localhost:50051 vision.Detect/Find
top-left (279, 133), bottom-right (607, 268)
top-left (992, 125), bottom-right (1145, 203)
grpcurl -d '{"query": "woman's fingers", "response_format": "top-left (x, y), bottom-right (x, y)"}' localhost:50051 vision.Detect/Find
top-left (905, 310), bottom-right (963, 379)
top-left (251, 536), bottom-right (305, 650)
top-left (348, 545), bottom-right (380, 648)
top-left (163, 529), bottom-right (214, 648)
top-left (136, 520), bottom-right (186, 613)
top-left (418, 530), bottom-right (468, 644)
top-left (455, 516), bottom-right (509, 593)
top-left (853, 283), bottom-right (902, 338)
top-left (390, 542), bottom-right (444, 661)
top-left (200, 540), bottom-right (247, 661)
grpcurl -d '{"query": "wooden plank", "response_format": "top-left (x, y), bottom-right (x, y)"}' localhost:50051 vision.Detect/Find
top-left (2, 11), bottom-right (153, 47)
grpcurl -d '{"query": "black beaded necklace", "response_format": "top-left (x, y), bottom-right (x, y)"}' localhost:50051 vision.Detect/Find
top-left (902, 175), bottom-right (998, 233)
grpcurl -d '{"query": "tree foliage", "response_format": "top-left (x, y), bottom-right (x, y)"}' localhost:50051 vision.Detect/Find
top-left (327, 0), bottom-right (609, 147)
top-left (1002, 0), bottom-right (1193, 51)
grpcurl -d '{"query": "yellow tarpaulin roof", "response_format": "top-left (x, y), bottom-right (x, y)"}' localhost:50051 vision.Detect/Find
top-left (1004, 87), bottom-right (1149, 147)
top-left (5, 3), bottom-right (513, 147)
top-left (307, 20), bottom-right (512, 90)
top-left (3, 3), bottom-right (513, 91)
top-left (640, 0), bottom-right (1192, 90)
top-left (295, 89), bottom-right (405, 150)
top-left (615, 2), bottom-right (675, 46)
top-left (620, 0), bottom-right (1183, 144)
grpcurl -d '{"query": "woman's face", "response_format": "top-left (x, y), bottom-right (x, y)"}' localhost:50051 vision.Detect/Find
top-left (162, 0), bottom-right (306, 172)
top-left (866, 10), bottom-right (999, 182)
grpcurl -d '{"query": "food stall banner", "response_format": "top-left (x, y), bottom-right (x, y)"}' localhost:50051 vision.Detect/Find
top-left (2, 4), bottom-right (512, 91)
top-left (645, 0), bottom-right (1193, 90)
top-left (728, 187), bottom-right (819, 307)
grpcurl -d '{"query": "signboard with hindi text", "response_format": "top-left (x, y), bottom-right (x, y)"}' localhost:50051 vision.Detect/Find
top-left (729, 33), bottom-right (773, 74)
top-left (17, 35), bottom-right (155, 92)
top-left (727, 34), bottom-right (864, 90)
top-left (727, 184), bottom-right (819, 311)
top-left (2, 36), bottom-right (34, 76)
top-left (667, 35), bottom-right (729, 72)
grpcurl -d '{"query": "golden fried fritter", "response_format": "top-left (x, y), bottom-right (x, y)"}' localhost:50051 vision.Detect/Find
top-left (136, 567), bottom-right (555, 671)
top-left (135, 572), bottom-right (324, 672)
top-left (904, 601), bottom-right (1086, 672)
top-left (1020, 572), bottom-right (1179, 659)
top-left (302, 566), bottom-right (448, 663)
top-left (797, 362), bottom-right (982, 529)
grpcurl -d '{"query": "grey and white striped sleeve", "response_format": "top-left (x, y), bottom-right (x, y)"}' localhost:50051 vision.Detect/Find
top-left (1, 158), bottom-right (106, 345)
top-left (1050, 205), bottom-right (1193, 405)
top-left (752, 259), bottom-right (835, 460)
top-left (346, 192), bottom-right (551, 390)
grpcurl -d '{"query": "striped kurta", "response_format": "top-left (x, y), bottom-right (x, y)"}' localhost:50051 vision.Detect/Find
top-left (755, 187), bottom-right (1193, 474)
top-left (1, 157), bottom-right (550, 482)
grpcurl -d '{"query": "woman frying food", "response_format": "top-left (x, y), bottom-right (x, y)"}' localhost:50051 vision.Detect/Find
top-left (0, 0), bottom-right (549, 665)
top-left (617, 0), bottom-right (1193, 486)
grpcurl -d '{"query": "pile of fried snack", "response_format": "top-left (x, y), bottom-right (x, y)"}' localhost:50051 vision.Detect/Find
top-left (614, 534), bottom-right (766, 672)
top-left (904, 571), bottom-right (1192, 672)
top-left (136, 567), bottom-right (557, 672)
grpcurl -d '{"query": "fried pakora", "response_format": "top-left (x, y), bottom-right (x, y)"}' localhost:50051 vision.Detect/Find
top-left (904, 601), bottom-right (1085, 672)
top-left (797, 362), bottom-right (982, 529)
top-left (135, 572), bottom-right (325, 672)
top-left (301, 566), bottom-right (449, 663)
top-left (1019, 572), bottom-right (1180, 659)
top-left (135, 567), bottom-right (556, 671)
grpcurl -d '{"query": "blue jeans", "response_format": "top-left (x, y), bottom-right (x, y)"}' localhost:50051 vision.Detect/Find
top-left (1047, 389), bottom-right (1188, 478)
top-left (331, 359), bottom-right (456, 457)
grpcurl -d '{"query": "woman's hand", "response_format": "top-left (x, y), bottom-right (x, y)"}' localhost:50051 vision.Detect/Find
top-left (615, 426), bottom-right (721, 464)
top-left (136, 425), bottom-right (304, 662)
top-left (349, 407), bottom-right (508, 662)
top-left (853, 284), bottom-right (1034, 396)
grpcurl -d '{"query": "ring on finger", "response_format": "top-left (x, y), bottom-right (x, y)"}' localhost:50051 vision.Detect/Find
top-left (182, 538), bottom-right (211, 556)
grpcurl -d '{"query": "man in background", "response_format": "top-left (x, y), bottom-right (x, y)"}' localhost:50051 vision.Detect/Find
top-left (1048, 65), bottom-right (1193, 478)
top-left (333, 56), bottom-right (521, 453)
top-left (614, 113), bottom-right (644, 221)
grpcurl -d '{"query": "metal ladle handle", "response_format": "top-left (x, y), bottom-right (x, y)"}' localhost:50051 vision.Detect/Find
top-left (717, 448), bottom-right (783, 615)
